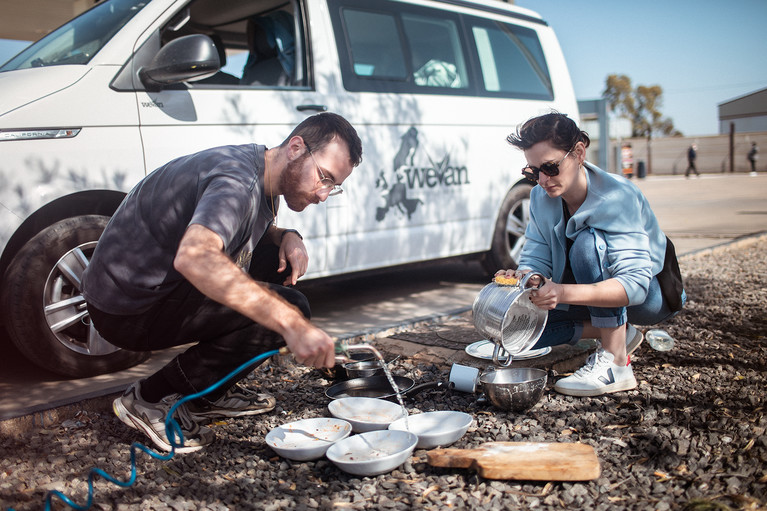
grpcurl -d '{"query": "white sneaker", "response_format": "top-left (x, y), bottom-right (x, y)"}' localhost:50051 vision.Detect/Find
top-left (626, 324), bottom-right (644, 355)
top-left (554, 349), bottom-right (637, 397)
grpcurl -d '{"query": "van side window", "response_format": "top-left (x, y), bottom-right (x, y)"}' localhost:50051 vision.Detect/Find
top-left (402, 14), bottom-right (468, 89)
top-left (469, 20), bottom-right (553, 100)
top-left (341, 10), bottom-right (407, 80)
top-left (157, 0), bottom-right (308, 89)
top-left (330, 0), bottom-right (469, 94)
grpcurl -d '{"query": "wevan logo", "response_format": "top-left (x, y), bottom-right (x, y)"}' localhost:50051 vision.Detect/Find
top-left (375, 127), bottom-right (469, 221)
top-left (140, 100), bottom-right (164, 108)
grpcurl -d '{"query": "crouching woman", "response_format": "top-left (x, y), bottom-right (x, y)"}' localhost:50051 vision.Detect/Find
top-left (498, 112), bottom-right (685, 397)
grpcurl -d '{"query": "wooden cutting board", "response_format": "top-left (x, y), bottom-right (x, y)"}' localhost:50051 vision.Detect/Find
top-left (427, 442), bottom-right (601, 481)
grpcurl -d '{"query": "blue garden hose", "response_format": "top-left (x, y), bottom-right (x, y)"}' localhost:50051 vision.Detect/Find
top-left (8, 349), bottom-right (281, 511)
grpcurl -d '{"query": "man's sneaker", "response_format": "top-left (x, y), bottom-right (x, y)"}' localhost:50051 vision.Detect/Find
top-left (626, 324), bottom-right (644, 355)
top-left (554, 348), bottom-right (637, 397)
top-left (188, 384), bottom-right (276, 421)
top-left (113, 382), bottom-right (215, 453)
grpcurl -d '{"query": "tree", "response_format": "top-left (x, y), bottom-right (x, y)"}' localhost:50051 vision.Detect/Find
top-left (603, 74), bottom-right (680, 138)
top-left (604, 74), bottom-right (680, 174)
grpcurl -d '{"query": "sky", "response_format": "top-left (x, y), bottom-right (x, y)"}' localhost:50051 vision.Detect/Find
top-left (515, 0), bottom-right (767, 136)
top-left (1, 0), bottom-right (766, 137)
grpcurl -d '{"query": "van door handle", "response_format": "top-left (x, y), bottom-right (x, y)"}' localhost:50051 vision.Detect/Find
top-left (296, 104), bottom-right (328, 112)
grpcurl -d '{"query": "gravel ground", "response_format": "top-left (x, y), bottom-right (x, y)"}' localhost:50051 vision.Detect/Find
top-left (2, 236), bottom-right (766, 511)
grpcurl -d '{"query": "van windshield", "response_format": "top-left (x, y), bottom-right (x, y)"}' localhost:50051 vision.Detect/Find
top-left (0, 0), bottom-right (149, 72)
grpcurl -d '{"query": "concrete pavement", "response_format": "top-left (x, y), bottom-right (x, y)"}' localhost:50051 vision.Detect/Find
top-left (1, 173), bottom-right (765, 431)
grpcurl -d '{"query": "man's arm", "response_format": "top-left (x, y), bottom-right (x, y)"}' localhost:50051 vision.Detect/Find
top-left (173, 224), bottom-right (335, 367)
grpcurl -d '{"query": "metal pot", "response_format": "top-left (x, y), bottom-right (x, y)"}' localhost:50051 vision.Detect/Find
top-left (479, 367), bottom-right (547, 412)
top-left (472, 272), bottom-right (548, 367)
top-left (344, 360), bottom-right (384, 379)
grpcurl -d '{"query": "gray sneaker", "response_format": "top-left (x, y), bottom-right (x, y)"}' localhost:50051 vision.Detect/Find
top-left (113, 382), bottom-right (215, 453)
top-left (188, 384), bottom-right (276, 421)
top-left (626, 324), bottom-right (644, 356)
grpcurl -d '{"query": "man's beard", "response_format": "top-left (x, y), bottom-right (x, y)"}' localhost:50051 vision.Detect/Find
top-left (280, 155), bottom-right (317, 212)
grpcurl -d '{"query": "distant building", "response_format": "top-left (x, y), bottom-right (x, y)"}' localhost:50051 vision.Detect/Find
top-left (718, 87), bottom-right (767, 134)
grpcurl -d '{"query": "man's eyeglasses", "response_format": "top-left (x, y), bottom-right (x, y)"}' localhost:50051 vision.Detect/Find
top-left (521, 149), bottom-right (572, 182)
top-left (307, 147), bottom-right (343, 196)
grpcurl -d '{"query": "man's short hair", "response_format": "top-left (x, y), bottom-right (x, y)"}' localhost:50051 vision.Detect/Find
top-left (282, 112), bottom-right (363, 167)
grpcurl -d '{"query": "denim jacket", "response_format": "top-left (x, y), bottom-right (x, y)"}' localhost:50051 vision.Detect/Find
top-left (518, 162), bottom-right (667, 306)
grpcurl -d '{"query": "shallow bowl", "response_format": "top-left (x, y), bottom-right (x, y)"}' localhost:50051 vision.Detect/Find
top-left (265, 417), bottom-right (352, 461)
top-left (328, 397), bottom-right (407, 433)
top-left (343, 360), bottom-right (384, 379)
top-left (325, 430), bottom-right (418, 476)
top-left (388, 410), bottom-right (473, 449)
top-left (479, 367), bottom-right (547, 412)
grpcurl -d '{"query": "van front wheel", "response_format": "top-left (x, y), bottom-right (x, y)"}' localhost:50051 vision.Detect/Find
top-left (483, 183), bottom-right (533, 274)
top-left (0, 215), bottom-right (148, 378)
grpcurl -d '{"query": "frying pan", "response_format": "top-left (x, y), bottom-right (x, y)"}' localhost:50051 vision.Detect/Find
top-left (325, 375), bottom-right (447, 401)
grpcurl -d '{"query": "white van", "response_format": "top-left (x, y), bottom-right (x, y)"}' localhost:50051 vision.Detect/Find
top-left (0, 0), bottom-right (578, 377)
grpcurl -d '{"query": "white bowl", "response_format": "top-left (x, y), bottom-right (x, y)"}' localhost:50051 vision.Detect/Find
top-left (265, 418), bottom-right (352, 461)
top-left (328, 397), bottom-right (407, 433)
top-left (388, 411), bottom-right (473, 449)
top-left (325, 430), bottom-right (418, 476)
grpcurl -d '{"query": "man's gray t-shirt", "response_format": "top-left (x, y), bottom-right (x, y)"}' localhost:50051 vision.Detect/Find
top-left (83, 144), bottom-right (275, 315)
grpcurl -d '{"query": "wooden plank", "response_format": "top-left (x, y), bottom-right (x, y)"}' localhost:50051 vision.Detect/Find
top-left (427, 441), bottom-right (601, 481)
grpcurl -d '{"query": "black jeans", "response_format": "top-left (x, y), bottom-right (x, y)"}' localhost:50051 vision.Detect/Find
top-left (88, 241), bottom-right (310, 402)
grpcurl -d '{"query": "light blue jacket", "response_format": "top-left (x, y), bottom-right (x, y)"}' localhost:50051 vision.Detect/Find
top-left (518, 162), bottom-right (667, 306)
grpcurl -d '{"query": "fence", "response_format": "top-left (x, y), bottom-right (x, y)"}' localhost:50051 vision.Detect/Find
top-left (602, 131), bottom-right (767, 176)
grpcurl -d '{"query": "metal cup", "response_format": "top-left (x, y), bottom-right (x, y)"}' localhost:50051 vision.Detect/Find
top-left (448, 363), bottom-right (480, 393)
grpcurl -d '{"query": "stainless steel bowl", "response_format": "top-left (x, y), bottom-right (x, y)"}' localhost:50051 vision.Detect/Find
top-left (343, 360), bottom-right (384, 379)
top-left (479, 367), bottom-right (547, 412)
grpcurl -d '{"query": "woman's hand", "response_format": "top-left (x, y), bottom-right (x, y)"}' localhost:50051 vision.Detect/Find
top-left (529, 280), bottom-right (563, 310)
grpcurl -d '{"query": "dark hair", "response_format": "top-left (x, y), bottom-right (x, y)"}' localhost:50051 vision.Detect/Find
top-left (506, 112), bottom-right (590, 152)
top-left (281, 112), bottom-right (363, 167)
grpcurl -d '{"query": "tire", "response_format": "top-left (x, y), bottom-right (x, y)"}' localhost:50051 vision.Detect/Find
top-left (482, 183), bottom-right (534, 274)
top-left (0, 215), bottom-right (148, 378)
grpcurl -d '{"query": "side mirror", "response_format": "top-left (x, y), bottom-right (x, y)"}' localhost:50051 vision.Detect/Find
top-left (139, 34), bottom-right (220, 90)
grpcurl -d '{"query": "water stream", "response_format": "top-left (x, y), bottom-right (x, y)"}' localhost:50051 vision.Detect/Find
top-left (340, 343), bottom-right (409, 430)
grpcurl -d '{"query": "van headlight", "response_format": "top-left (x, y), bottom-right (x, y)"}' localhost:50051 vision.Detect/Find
top-left (0, 128), bottom-right (81, 141)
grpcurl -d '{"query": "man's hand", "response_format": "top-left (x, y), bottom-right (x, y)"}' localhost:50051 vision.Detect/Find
top-left (278, 231), bottom-right (308, 286)
top-left (283, 323), bottom-right (336, 368)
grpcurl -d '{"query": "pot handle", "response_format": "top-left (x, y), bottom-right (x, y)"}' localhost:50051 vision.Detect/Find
top-left (402, 381), bottom-right (447, 398)
top-left (492, 342), bottom-right (513, 367)
top-left (519, 271), bottom-right (546, 289)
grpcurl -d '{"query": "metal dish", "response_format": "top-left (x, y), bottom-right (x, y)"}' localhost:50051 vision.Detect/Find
top-left (479, 367), bottom-right (547, 412)
top-left (343, 359), bottom-right (384, 379)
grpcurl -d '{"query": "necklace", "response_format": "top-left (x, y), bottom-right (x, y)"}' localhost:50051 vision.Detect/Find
top-left (267, 167), bottom-right (277, 224)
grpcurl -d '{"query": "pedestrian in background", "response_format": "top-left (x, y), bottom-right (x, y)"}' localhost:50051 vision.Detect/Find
top-left (685, 144), bottom-right (700, 178)
top-left (748, 142), bottom-right (758, 175)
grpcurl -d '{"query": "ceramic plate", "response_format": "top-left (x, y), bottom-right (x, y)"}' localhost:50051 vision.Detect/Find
top-left (464, 340), bottom-right (551, 361)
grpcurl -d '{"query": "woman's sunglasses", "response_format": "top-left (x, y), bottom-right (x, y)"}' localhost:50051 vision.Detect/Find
top-left (521, 149), bottom-right (572, 181)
